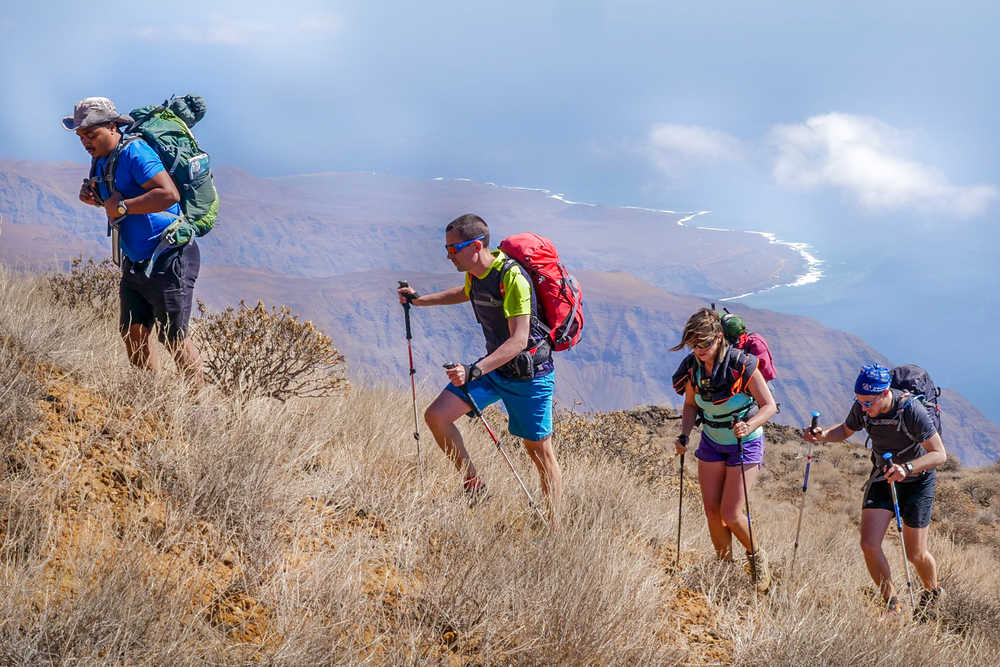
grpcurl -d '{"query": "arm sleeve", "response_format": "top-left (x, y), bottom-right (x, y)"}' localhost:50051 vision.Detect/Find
top-left (904, 400), bottom-right (937, 443)
top-left (844, 402), bottom-right (865, 432)
top-left (501, 265), bottom-right (532, 319)
top-left (124, 140), bottom-right (166, 184)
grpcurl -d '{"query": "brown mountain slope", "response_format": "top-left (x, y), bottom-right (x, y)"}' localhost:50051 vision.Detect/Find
top-left (1, 160), bottom-right (802, 296)
top-left (193, 264), bottom-right (1000, 467)
top-left (3, 269), bottom-right (1000, 663)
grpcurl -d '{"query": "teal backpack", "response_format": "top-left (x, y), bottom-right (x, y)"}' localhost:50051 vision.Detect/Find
top-left (125, 94), bottom-right (218, 239)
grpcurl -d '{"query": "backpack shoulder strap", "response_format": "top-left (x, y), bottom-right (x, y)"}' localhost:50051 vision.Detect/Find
top-left (729, 347), bottom-right (758, 395)
top-left (672, 354), bottom-right (696, 396)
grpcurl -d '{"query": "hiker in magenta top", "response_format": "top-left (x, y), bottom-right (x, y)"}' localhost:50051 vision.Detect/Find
top-left (397, 214), bottom-right (563, 528)
top-left (671, 308), bottom-right (778, 591)
top-left (64, 97), bottom-right (203, 386)
top-left (804, 363), bottom-right (946, 618)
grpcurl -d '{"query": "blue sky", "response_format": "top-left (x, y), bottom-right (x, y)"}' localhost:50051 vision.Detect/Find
top-left (3, 1), bottom-right (999, 421)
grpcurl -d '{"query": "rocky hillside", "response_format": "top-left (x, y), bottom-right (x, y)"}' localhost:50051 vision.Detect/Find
top-left (3, 159), bottom-right (998, 465)
top-left (3, 266), bottom-right (999, 663)
top-left (191, 264), bottom-right (1000, 467)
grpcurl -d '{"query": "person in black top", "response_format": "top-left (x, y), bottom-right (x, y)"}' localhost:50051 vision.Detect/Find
top-left (804, 363), bottom-right (946, 616)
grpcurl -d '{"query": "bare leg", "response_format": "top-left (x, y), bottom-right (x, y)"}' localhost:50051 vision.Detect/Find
top-left (860, 509), bottom-right (895, 601)
top-left (698, 460), bottom-right (732, 559)
top-left (121, 324), bottom-right (158, 371)
top-left (167, 336), bottom-right (204, 388)
top-left (425, 390), bottom-right (480, 481)
top-left (720, 463), bottom-right (761, 553)
top-left (524, 435), bottom-right (562, 530)
top-left (902, 524), bottom-right (938, 590)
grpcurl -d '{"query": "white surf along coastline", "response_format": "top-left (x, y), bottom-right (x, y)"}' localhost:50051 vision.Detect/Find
top-left (430, 177), bottom-right (824, 298)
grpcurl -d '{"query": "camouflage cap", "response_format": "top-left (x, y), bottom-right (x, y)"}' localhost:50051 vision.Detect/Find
top-left (62, 97), bottom-right (133, 131)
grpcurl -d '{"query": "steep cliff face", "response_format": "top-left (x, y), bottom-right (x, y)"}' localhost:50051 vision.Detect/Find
top-left (192, 266), bottom-right (1000, 467)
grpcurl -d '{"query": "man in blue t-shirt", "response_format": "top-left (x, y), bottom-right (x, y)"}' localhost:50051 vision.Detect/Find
top-left (63, 97), bottom-right (203, 386)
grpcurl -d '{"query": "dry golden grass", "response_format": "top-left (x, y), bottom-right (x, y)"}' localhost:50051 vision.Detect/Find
top-left (2, 264), bottom-right (999, 665)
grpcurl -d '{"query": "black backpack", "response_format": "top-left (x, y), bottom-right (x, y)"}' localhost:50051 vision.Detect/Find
top-left (889, 364), bottom-right (942, 435)
top-left (863, 364), bottom-right (942, 456)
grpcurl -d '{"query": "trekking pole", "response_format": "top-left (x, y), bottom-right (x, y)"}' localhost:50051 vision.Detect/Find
top-left (734, 417), bottom-right (757, 589)
top-left (882, 452), bottom-right (916, 609)
top-left (790, 411), bottom-right (821, 579)
top-left (444, 364), bottom-right (550, 530)
top-left (675, 449), bottom-right (685, 570)
top-left (398, 281), bottom-right (423, 493)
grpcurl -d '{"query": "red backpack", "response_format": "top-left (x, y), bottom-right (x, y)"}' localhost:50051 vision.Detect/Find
top-left (499, 233), bottom-right (584, 351)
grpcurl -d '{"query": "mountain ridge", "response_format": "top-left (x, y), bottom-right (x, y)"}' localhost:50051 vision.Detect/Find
top-left (2, 160), bottom-right (998, 465)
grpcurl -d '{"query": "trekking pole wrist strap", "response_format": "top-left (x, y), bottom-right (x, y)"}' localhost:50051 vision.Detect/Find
top-left (677, 434), bottom-right (689, 446)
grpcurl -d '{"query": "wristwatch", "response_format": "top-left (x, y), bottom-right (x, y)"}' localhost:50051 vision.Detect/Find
top-left (904, 461), bottom-right (914, 474)
top-left (467, 363), bottom-right (483, 381)
top-left (116, 199), bottom-right (128, 217)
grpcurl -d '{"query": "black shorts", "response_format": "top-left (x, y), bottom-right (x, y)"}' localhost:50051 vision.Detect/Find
top-left (119, 241), bottom-right (200, 344)
top-left (863, 470), bottom-right (935, 528)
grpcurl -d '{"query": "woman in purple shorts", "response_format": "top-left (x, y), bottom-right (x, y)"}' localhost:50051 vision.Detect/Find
top-left (671, 308), bottom-right (778, 591)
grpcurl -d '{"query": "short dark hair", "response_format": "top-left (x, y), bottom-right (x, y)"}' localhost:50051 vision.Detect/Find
top-left (445, 213), bottom-right (490, 247)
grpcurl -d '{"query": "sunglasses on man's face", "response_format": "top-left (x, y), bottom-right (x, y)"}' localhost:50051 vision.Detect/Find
top-left (445, 234), bottom-right (486, 254)
top-left (856, 397), bottom-right (877, 408)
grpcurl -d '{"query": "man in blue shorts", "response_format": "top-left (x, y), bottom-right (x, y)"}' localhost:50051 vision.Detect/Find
top-left (397, 214), bottom-right (562, 527)
top-left (805, 363), bottom-right (946, 618)
top-left (64, 97), bottom-right (203, 386)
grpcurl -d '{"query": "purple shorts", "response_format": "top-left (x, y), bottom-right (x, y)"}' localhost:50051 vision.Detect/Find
top-left (695, 432), bottom-right (764, 467)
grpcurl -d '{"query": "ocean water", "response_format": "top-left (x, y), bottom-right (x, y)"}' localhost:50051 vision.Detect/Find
top-left (725, 219), bottom-right (999, 425)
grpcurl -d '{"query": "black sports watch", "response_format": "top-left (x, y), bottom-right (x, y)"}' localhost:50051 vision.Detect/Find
top-left (904, 461), bottom-right (914, 474)
top-left (466, 363), bottom-right (483, 382)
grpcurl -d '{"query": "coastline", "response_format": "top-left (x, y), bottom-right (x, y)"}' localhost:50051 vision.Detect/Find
top-left (430, 176), bottom-right (824, 299)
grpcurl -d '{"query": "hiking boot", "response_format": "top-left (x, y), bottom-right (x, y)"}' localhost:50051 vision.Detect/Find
top-left (744, 547), bottom-right (772, 593)
top-left (913, 587), bottom-right (943, 622)
top-left (463, 476), bottom-right (488, 506)
top-left (883, 596), bottom-right (901, 617)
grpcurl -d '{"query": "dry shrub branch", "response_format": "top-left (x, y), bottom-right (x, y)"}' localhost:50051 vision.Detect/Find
top-left (193, 300), bottom-right (349, 402)
top-left (46, 257), bottom-right (119, 316)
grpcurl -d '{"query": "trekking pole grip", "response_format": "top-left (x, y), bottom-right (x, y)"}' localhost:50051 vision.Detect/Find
top-left (398, 280), bottom-right (413, 339)
top-left (443, 363), bottom-right (481, 416)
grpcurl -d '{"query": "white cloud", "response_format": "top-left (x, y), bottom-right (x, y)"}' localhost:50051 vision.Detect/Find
top-left (646, 123), bottom-right (745, 172)
top-left (137, 12), bottom-right (338, 46)
top-left (769, 112), bottom-right (997, 217)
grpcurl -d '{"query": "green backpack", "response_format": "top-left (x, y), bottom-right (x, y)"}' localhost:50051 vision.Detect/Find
top-left (125, 94), bottom-right (218, 238)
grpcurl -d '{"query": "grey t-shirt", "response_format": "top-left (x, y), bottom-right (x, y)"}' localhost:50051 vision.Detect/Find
top-left (846, 389), bottom-right (937, 466)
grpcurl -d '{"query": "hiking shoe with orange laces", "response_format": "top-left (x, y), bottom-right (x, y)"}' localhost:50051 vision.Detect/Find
top-left (913, 587), bottom-right (943, 622)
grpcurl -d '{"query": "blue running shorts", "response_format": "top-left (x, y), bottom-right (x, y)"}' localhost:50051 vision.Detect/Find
top-left (446, 369), bottom-right (554, 441)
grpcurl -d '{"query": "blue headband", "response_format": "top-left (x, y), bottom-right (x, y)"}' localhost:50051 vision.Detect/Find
top-left (855, 363), bottom-right (891, 395)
